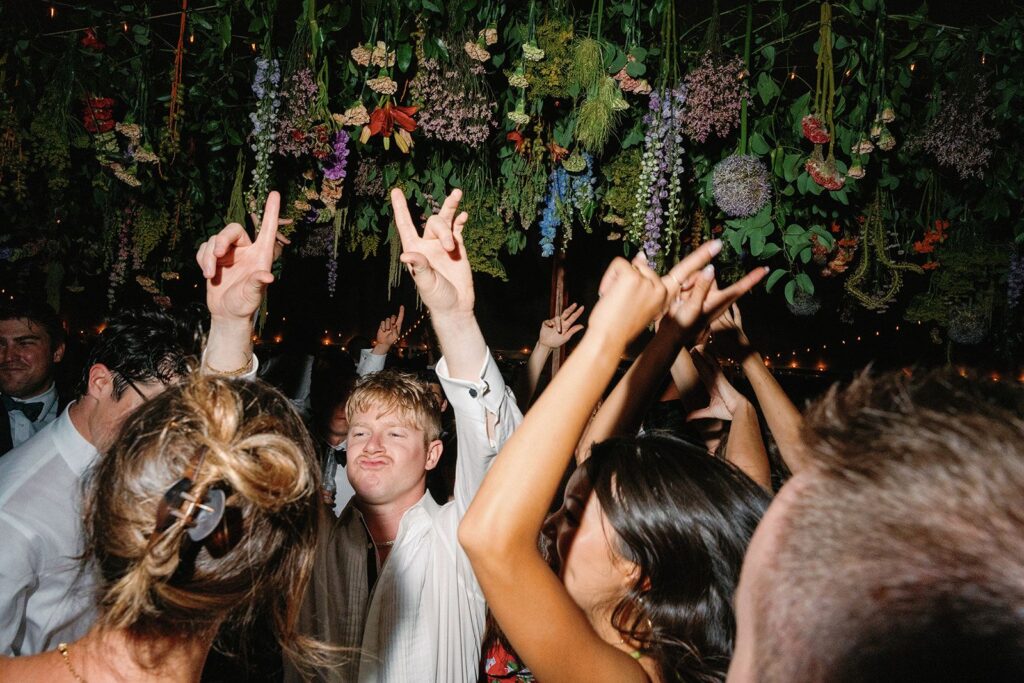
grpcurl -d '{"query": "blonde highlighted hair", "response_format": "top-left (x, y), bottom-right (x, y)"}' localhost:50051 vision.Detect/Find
top-left (84, 376), bottom-right (322, 665)
top-left (346, 370), bottom-right (442, 445)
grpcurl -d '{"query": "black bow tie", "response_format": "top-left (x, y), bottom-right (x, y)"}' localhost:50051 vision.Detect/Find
top-left (2, 395), bottom-right (45, 422)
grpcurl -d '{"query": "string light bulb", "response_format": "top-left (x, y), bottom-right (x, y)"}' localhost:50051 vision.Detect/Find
top-left (123, 21), bottom-right (129, 32)
top-left (250, 42), bottom-right (257, 53)
top-left (49, 5), bottom-right (56, 18)
top-left (789, 70), bottom-right (797, 80)
top-left (909, 62), bottom-right (916, 72)
top-left (189, 33), bottom-right (195, 44)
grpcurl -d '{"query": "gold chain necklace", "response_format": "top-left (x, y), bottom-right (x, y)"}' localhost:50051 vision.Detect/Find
top-left (58, 642), bottom-right (87, 682)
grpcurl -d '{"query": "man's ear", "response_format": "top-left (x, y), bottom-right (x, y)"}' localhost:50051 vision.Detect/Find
top-left (424, 439), bottom-right (444, 471)
top-left (86, 364), bottom-right (115, 401)
top-left (52, 342), bottom-right (66, 364)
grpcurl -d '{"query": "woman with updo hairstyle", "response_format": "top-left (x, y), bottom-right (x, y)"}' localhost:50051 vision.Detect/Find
top-left (0, 376), bottom-right (323, 682)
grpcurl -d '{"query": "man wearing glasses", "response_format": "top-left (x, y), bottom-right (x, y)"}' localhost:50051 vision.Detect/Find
top-left (0, 193), bottom-right (286, 656)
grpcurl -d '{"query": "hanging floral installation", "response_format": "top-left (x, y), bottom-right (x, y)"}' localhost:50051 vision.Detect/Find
top-left (0, 0), bottom-right (1022, 353)
top-left (803, 2), bottom-right (845, 192)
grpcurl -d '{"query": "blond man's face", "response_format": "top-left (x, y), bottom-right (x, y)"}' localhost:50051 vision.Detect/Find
top-left (345, 403), bottom-right (442, 507)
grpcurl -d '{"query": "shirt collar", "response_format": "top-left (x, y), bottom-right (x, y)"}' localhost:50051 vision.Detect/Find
top-left (11, 382), bottom-right (58, 421)
top-left (52, 404), bottom-right (99, 476)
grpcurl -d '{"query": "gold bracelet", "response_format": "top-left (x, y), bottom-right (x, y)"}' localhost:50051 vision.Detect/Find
top-left (202, 354), bottom-right (253, 377)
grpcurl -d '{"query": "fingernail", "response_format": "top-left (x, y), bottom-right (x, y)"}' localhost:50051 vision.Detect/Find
top-left (701, 264), bottom-right (716, 280)
top-left (708, 239), bottom-right (723, 256)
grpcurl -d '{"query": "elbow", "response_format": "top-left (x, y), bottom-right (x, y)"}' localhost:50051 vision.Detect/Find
top-left (458, 514), bottom-right (490, 561)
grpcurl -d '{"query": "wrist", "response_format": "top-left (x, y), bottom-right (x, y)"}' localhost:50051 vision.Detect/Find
top-left (209, 314), bottom-right (255, 335)
top-left (578, 325), bottom-right (629, 359)
top-left (371, 343), bottom-right (391, 356)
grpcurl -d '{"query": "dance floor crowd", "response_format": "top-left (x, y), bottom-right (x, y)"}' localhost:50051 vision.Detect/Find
top-left (0, 189), bottom-right (1021, 682)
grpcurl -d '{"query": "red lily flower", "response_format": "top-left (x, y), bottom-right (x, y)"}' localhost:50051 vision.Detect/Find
top-left (506, 130), bottom-right (527, 154)
top-left (367, 102), bottom-right (418, 139)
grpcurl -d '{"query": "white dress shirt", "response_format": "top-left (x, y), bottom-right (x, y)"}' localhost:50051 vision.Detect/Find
top-left (0, 406), bottom-right (98, 655)
top-left (291, 349), bottom-right (523, 683)
top-left (5, 382), bottom-right (59, 451)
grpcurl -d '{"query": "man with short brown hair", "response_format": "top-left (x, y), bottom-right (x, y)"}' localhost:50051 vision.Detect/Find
top-left (729, 369), bottom-right (1024, 682)
top-left (0, 299), bottom-right (67, 456)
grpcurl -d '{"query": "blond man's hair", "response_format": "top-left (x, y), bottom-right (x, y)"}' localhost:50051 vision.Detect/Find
top-left (346, 370), bottom-right (442, 445)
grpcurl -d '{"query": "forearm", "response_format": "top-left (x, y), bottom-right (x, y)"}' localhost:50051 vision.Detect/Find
top-left (431, 310), bottom-right (487, 382)
top-left (461, 332), bottom-right (623, 554)
top-left (518, 342), bottom-right (553, 407)
top-left (203, 315), bottom-right (254, 375)
top-left (577, 323), bottom-right (684, 461)
top-left (726, 400), bottom-right (772, 489)
top-left (668, 346), bottom-right (705, 414)
top-left (740, 351), bottom-right (809, 473)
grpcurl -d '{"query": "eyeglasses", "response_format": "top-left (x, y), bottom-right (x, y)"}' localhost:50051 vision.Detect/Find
top-left (117, 373), bottom-right (151, 403)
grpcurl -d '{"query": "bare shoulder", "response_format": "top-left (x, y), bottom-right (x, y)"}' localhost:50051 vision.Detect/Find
top-left (0, 650), bottom-right (67, 681)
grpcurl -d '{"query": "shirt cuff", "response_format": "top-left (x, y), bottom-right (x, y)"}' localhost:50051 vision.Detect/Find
top-left (435, 348), bottom-right (507, 417)
top-left (357, 348), bottom-right (386, 376)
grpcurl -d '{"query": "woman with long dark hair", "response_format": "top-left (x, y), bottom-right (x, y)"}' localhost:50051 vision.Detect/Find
top-left (461, 243), bottom-right (771, 682)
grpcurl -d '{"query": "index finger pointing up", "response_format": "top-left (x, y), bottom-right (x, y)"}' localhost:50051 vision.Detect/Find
top-left (390, 188), bottom-right (420, 251)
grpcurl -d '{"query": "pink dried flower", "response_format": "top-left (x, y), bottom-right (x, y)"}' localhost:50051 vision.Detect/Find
top-left (681, 52), bottom-right (747, 143)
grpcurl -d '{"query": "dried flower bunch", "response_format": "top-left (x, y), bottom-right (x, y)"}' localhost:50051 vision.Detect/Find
top-left (412, 58), bottom-right (497, 148)
top-left (274, 68), bottom-right (318, 157)
top-left (912, 86), bottom-right (998, 180)
top-left (682, 52), bottom-right (747, 143)
top-left (631, 85), bottom-right (688, 262)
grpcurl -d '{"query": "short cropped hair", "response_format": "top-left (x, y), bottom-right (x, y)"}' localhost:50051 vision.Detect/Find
top-left (346, 370), bottom-right (442, 445)
top-left (80, 308), bottom-right (203, 400)
top-left (0, 298), bottom-right (66, 349)
top-left (754, 369), bottom-right (1024, 682)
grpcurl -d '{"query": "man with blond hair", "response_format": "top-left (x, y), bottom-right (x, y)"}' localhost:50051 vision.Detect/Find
top-left (293, 189), bottom-right (523, 682)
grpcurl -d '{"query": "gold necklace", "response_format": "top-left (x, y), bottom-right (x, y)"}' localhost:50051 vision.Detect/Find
top-left (58, 642), bottom-right (87, 682)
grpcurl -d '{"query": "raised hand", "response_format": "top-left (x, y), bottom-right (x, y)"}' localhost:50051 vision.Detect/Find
top-left (688, 348), bottom-right (747, 421)
top-left (197, 191), bottom-right (281, 323)
top-left (708, 303), bottom-right (752, 361)
top-left (589, 255), bottom-right (670, 349)
top-left (538, 303), bottom-right (585, 350)
top-left (660, 240), bottom-right (769, 340)
top-left (374, 305), bottom-right (406, 355)
top-left (390, 188), bottom-right (473, 316)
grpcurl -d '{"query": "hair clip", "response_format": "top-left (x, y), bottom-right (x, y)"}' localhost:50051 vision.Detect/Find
top-left (154, 477), bottom-right (226, 543)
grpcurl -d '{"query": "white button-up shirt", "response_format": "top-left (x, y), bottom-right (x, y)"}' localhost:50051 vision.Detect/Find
top-left (291, 349), bottom-right (522, 682)
top-left (5, 382), bottom-right (60, 451)
top-left (0, 406), bottom-right (98, 655)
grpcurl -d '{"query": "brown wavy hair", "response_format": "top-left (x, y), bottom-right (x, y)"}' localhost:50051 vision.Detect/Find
top-left (83, 376), bottom-right (322, 667)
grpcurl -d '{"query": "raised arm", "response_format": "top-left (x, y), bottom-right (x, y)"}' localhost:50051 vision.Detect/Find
top-left (357, 305), bottom-right (405, 376)
top-left (577, 245), bottom-right (768, 462)
top-left (391, 188), bottom-right (483, 380)
top-left (516, 303), bottom-right (585, 408)
top-left (196, 191), bottom-right (289, 377)
top-left (688, 349), bottom-right (771, 489)
top-left (390, 188), bottom-right (522, 513)
top-left (459, 256), bottom-right (673, 683)
top-left (711, 305), bottom-right (808, 474)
